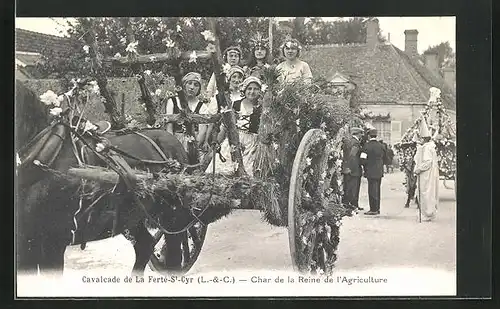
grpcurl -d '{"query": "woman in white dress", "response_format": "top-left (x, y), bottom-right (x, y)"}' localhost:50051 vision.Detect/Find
top-left (207, 76), bottom-right (263, 177)
top-left (164, 72), bottom-right (211, 157)
top-left (276, 38), bottom-right (313, 84)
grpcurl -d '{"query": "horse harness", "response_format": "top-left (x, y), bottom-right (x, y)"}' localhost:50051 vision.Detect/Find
top-left (18, 115), bottom-right (217, 247)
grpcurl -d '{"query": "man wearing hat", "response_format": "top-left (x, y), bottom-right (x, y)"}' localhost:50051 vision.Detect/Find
top-left (413, 118), bottom-right (439, 221)
top-left (360, 128), bottom-right (387, 215)
top-left (342, 127), bottom-right (365, 211)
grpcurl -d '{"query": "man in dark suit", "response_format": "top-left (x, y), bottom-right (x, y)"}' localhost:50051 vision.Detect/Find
top-left (360, 129), bottom-right (387, 215)
top-left (342, 127), bottom-right (364, 211)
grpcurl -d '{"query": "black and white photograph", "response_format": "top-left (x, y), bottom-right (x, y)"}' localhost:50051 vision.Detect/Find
top-left (15, 16), bottom-right (458, 297)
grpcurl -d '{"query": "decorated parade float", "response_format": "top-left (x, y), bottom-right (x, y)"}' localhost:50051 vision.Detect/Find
top-left (394, 87), bottom-right (457, 207)
top-left (17, 18), bottom-right (364, 276)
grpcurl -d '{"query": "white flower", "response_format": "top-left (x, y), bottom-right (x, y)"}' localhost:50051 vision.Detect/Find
top-left (49, 107), bottom-right (63, 116)
top-left (40, 90), bottom-right (59, 106)
top-left (83, 120), bottom-right (98, 133)
top-left (261, 84), bottom-right (268, 92)
top-left (82, 45), bottom-right (90, 54)
top-left (176, 24), bottom-right (182, 32)
top-left (162, 37), bottom-right (175, 48)
top-left (89, 80), bottom-right (99, 94)
top-left (205, 43), bottom-right (216, 53)
top-left (125, 41), bottom-right (139, 54)
top-left (201, 30), bottom-right (215, 42)
top-left (188, 51), bottom-right (198, 63)
top-left (306, 157), bottom-right (312, 166)
top-left (95, 143), bottom-right (106, 152)
top-left (222, 63), bottom-right (231, 75)
top-left (183, 18), bottom-right (193, 27)
top-left (144, 70), bottom-right (152, 76)
top-left (272, 142), bottom-right (279, 150)
top-left (114, 52), bottom-right (122, 58)
top-left (155, 89), bottom-right (162, 96)
top-left (296, 119), bottom-right (300, 126)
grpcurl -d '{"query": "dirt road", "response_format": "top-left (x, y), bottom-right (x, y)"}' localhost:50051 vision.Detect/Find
top-left (63, 171), bottom-right (456, 275)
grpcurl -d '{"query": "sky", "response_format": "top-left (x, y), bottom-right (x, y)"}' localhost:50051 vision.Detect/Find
top-left (15, 17), bottom-right (455, 54)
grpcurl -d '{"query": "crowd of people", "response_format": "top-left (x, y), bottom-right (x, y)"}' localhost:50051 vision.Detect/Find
top-left (159, 34), bottom-right (440, 222)
top-left (161, 35), bottom-right (313, 176)
top-left (341, 119), bottom-right (439, 221)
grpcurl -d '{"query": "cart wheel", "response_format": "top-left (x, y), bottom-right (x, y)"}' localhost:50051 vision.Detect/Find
top-left (148, 222), bottom-right (208, 275)
top-left (288, 129), bottom-right (339, 274)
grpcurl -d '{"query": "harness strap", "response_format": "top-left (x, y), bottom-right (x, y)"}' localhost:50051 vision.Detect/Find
top-left (132, 131), bottom-right (169, 161)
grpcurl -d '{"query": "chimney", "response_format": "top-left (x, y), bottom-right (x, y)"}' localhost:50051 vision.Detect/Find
top-left (404, 29), bottom-right (419, 58)
top-left (443, 67), bottom-right (456, 90)
top-left (424, 52), bottom-right (439, 74)
top-left (366, 18), bottom-right (379, 48)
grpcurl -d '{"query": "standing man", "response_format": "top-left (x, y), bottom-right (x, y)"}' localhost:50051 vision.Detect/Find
top-left (360, 129), bottom-right (386, 215)
top-left (414, 119), bottom-right (439, 221)
top-left (342, 127), bottom-right (365, 211)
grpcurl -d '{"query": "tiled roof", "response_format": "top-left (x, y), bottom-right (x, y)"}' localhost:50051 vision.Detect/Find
top-left (301, 43), bottom-right (456, 110)
top-left (15, 28), bottom-right (73, 56)
top-left (393, 46), bottom-right (456, 110)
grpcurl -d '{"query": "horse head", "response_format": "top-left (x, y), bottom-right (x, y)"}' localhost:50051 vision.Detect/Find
top-left (15, 81), bottom-right (51, 151)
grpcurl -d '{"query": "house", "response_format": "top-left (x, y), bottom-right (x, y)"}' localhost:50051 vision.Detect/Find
top-left (15, 28), bottom-right (73, 79)
top-left (301, 18), bottom-right (456, 145)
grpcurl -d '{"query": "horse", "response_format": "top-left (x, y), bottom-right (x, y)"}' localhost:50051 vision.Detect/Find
top-left (15, 81), bottom-right (193, 277)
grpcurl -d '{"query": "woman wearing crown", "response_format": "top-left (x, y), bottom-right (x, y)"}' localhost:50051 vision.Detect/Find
top-left (247, 32), bottom-right (271, 81)
top-left (276, 38), bottom-right (313, 84)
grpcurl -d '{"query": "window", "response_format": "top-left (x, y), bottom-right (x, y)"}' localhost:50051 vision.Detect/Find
top-left (372, 120), bottom-right (391, 143)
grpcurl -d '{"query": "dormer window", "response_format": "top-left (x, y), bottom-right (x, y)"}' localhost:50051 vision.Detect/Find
top-left (325, 72), bottom-right (356, 102)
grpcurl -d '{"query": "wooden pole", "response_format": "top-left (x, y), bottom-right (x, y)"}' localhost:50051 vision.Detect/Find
top-left (103, 50), bottom-right (214, 66)
top-left (80, 18), bottom-right (125, 129)
top-left (207, 17), bottom-right (246, 177)
top-left (268, 17), bottom-right (274, 64)
top-left (121, 17), bottom-right (157, 126)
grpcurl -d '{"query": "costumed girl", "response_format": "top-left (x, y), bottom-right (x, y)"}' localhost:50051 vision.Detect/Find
top-left (276, 38), bottom-right (313, 84)
top-left (206, 76), bottom-right (263, 177)
top-left (205, 45), bottom-right (243, 99)
top-left (164, 72), bottom-right (211, 161)
top-left (247, 32), bottom-right (271, 81)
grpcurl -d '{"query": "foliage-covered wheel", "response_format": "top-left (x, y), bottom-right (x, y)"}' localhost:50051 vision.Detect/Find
top-left (288, 129), bottom-right (344, 275)
top-left (148, 222), bottom-right (208, 275)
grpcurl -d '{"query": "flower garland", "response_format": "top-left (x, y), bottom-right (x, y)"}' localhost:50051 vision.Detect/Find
top-left (394, 87), bottom-right (456, 181)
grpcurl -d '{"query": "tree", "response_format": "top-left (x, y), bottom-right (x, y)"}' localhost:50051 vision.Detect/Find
top-left (35, 17), bottom-right (290, 80)
top-left (299, 17), bottom-right (386, 46)
top-left (423, 41), bottom-right (455, 73)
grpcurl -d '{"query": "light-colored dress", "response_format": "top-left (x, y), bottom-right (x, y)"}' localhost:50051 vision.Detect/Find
top-left (413, 141), bottom-right (439, 220)
top-left (276, 60), bottom-right (313, 83)
top-left (206, 99), bottom-right (259, 177)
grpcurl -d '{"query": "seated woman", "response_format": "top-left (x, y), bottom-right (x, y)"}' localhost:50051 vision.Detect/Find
top-left (206, 76), bottom-right (263, 177)
top-left (164, 72), bottom-right (211, 159)
top-left (206, 65), bottom-right (245, 114)
top-left (247, 33), bottom-right (271, 81)
top-left (276, 38), bottom-right (313, 84)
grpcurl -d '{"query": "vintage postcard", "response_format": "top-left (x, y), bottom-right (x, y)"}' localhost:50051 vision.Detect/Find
top-left (15, 16), bottom-right (457, 298)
